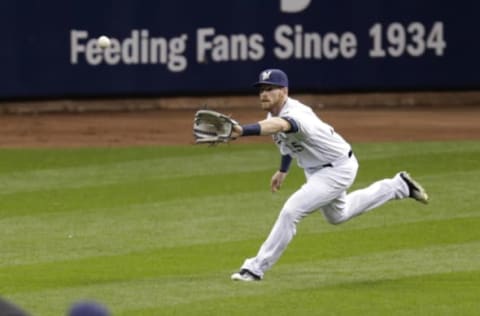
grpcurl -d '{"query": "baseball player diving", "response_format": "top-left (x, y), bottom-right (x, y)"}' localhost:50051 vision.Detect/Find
top-left (228, 68), bottom-right (429, 281)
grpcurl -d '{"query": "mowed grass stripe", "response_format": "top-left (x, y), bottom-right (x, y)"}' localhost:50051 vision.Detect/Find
top-left (0, 141), bottom-right (477, 217)
top-left (1, 140), bottom-right (478, 195)
top-left (2, 216), bottom-right (479, 294)
top-left (0, 191), bottom-right (281, 266)
top-left (0, 146), bottom-right (242, 173)
top-left (6, 242), bottom-right (480, 316)
top-left (0, 147), bottom-right (277, 194)
top-left (0, 177), bottom-right (477, 268)
top-left (0, 168), bottom-right (478, 267)
top-left (0, 154), bottom-right (478, 219)
top-left (0, 169), bottom-right (278, 217)
top-left (143, 270), bottom-right (480, 316)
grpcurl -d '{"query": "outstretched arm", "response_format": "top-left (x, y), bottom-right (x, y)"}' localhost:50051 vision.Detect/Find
top-left (232, 117), bottom-right (291, 138)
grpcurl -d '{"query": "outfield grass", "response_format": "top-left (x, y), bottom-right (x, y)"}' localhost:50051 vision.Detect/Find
top-left (0, 141), bottom-right (479, 315)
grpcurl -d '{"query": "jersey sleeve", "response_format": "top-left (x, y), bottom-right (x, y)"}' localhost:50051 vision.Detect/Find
top-left (280, 116), bottom-right (299, 133)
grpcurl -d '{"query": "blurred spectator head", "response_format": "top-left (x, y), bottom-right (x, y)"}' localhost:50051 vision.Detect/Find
top-left (0, 297), bottom-right (30, 316)
top-left (68, 300), bottom-right (110, 316)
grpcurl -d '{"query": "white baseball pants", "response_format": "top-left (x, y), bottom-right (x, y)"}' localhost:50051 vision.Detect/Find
top-left (240, 154), bottom-right (410, 278)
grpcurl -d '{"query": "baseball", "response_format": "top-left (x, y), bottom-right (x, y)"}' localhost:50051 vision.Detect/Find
top-left (97, 35), bottom-right (111, 48)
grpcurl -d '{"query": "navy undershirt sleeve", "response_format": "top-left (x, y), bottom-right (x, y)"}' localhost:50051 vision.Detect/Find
top-left (279, 154), bottom-right (292, 173)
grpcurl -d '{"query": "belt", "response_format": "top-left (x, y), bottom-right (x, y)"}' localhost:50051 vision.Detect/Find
top-left (322, 150), bottom-right (353, 168)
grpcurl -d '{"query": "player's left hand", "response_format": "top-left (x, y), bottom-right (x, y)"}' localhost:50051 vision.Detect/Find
top-left (231, 124), bottom-right (242, 139)
top-left (193, 109), bottom-right (238, 144)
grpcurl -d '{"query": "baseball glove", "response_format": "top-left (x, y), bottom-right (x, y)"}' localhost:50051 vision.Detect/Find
top-left (193, 109), bottom-right (238, 144)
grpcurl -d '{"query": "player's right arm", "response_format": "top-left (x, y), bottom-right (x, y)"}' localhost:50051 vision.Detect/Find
top-left (271, 154), bottom-right (292, 192)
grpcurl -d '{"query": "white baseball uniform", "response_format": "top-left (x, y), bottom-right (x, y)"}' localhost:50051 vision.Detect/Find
top-left (239, 97), bottom-right (411, 278)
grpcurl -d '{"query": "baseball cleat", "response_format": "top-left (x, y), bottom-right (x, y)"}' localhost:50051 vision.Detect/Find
top-left (400, 171), bottom-right (429, 204)
top-left (231, 269), bottom-right (261, 282)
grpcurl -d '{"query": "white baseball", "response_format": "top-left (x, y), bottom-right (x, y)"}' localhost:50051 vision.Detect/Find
top-left (97, 35), bottom-right (111, 49)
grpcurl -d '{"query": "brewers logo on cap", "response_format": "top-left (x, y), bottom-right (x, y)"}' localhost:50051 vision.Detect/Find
top-left (253, 69), bottom-right (289, 87)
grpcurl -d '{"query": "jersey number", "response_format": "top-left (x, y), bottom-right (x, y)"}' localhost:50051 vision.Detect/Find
top-left (287, 141), bottom-right (304, 153)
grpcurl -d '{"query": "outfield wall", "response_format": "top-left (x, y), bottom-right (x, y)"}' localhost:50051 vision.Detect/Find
top-left (1, 1), bottom-right (479, 100)
top-left (1, 91), bottom-right (479, 115)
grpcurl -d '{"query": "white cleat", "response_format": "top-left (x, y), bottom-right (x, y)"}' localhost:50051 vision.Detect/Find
top-left (400, 171), bottom-right (429, 204)
top-left (231, 269), bottom-right (261, 282)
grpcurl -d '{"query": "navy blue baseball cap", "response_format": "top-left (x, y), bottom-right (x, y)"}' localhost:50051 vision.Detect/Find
top-left (253, 69), bottom-right (289, 88)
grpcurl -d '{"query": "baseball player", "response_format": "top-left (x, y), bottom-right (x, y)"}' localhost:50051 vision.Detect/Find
top-left (230, 68), bottom-right (429, 281)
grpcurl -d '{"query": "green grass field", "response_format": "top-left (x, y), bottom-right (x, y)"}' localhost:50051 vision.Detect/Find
top-left (0, 141), bottom-right (479, 315)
